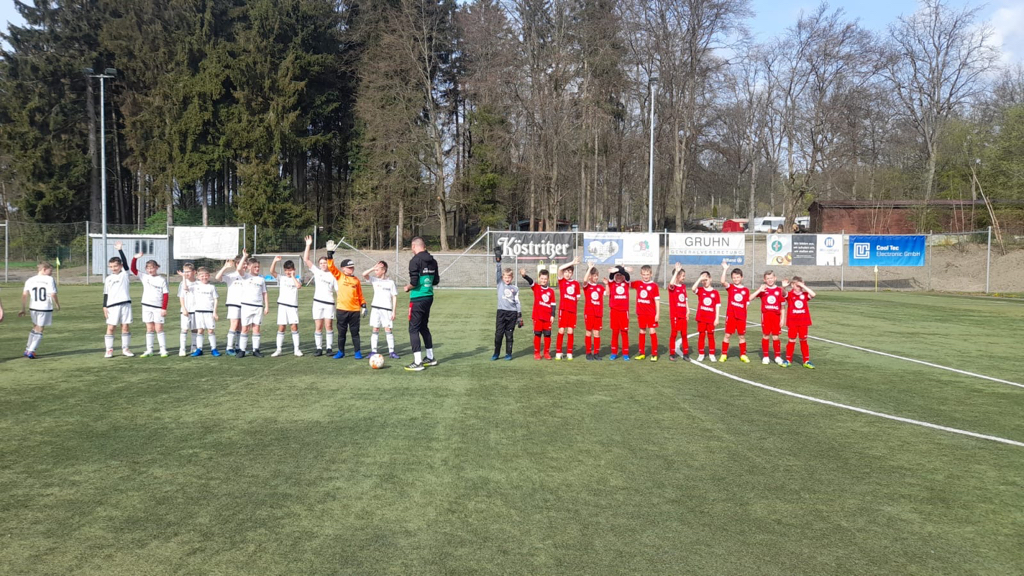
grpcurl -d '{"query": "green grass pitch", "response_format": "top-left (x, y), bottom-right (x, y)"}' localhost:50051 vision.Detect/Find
top-left (1, 286), bottom-right (1023, 574)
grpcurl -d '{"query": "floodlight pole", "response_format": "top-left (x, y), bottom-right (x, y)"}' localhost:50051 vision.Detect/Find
top-left (87, 68), bottom-right (117, 278)
top-left (647, 76), bottom-right (658, 233)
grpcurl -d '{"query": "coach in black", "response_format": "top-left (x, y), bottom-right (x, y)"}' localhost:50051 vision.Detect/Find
top-left (403, 237), bottom-right (439, 371)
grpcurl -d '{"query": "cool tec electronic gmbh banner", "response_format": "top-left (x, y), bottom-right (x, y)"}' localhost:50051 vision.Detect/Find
top-left (668, 233), bottom-right (745, 266)
top-left (848, 235), bottom-right (926, 267)
top-left (583, 233), bottom-right (660, 265)
top-left (493, 232), bottom-right (575, 262)
top-left (766, 234), bottom-right (843, 266)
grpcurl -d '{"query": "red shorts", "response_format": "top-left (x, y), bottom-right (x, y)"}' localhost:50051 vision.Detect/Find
top-left (533, 318), bottom-right (553, 332)
top-left (698, 321), bottom-right (715, 334)
top-left (787, 325), bottom-right (808, 339)
top-left (761, 314), bottom-right (781, 335)
top-left (585, 315), bottom-right (603, 332)
top-left (637, 315), bottom-right (658, 330)
top-left (725, 317), bottom-right (746, 335)
top-left (670, 316), bottom-right (688, 333)
top-left (558, 309), bottom-right (578, 329)
top-left (610, 309), bottom-right (629, 332)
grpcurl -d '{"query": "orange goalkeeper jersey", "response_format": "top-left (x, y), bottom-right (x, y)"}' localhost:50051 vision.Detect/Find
top-left (328, 260), bottom-right (366, 312)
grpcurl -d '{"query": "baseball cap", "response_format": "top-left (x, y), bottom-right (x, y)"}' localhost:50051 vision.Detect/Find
top-left (337, 258), bottom-right (356, 268)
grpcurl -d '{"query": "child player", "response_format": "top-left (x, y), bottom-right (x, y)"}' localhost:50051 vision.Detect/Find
top-left (177, 262), bottom-right (198, 356)
top-left (237, 257), bottom-right (269, 358)
top-left (492, 252), bottom-right (522, 361)
top-left (362, 261), bottom-right (400, 359)
top-left (326, 241), bottom-right (367, 359)
top-left (631, 264), bottom-right (661, 361)
top-left (269, 256), bottom-right (303, 357)
top-left (781, 276), bottom-right (816, 369)
top-left (216, 250), bottom-right (248, 356)
top-left (103, 241), bottom-right (134, 357)
top-left (692, 270), bottom-right (720, 361)
top-left (582, 262), bottom-right (607, 361)
top-left (607, 265), bottom-right (632, 361)
top-left (519, 267), bottom-right (556, 360)
top-left (749, 270), bottom-right (785, 365)
top-left (190, 267), bottom-right (221, 356)
top-left (130, 250), bottom-right (170, 357)
top-left (20, 262), bottom-right (60, 359)
top-left (718, 260), bottom-right (751, 363)
top-left (667, 262), bottom-right (690, 361)
top-left (555, 256), bottom-right (582, 360)
top-left (303, 235), bottom-right (337, 356)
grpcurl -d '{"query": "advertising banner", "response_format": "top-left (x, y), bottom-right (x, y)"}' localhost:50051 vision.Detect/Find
top-left (173, 226), bottom-right (240, 260)
top-left (848, 235), bottom-right (926, 267)
top-left (766, 234), bottom-right (844, 266)
top-left (583, 232), bottom-right (659, 265)
top-left (766, 234), bottom-right (792, 266)
top-left (493, 232), bottom-right (575, 262)
top-left (668, 233), bottom-right (745, 266)
top-left (816, 234), bottom-right (843, 266)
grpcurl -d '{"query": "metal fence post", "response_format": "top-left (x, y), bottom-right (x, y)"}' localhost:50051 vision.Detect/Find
top-left (242, 224), bottom-right (247, 253)
top-left (86, 221), bottom-right (90, 285)
top-left (750, 229), bottom-right (756, 289)
top-left (927, 232), bottom-right (932, 291)
top-left (840, 229), bottom-right (845, 291)
top-left (986, 226), bottom-right (992, 294)
top-left (253, 224), bottom-right (258, 254)
top-left (4, 219), bottom-right (8, 283)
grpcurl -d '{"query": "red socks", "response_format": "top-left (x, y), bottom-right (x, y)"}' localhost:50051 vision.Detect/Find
top-left (773, 339), bottom-right (781, 356)
top-left (534, 335), bottom-right (541, 355)
top-left (698, 332), bottom-right (706, 354)
top-left (638, 333), bottom-right (646, 356)
top-left (707, 332), bottom-right (716, 355)
top-left (556, 332), bottom-right (564, 353)
top-left (543, 336), bottom-right (550, 354)
top-left (622, 332), bottom-right (630, 355)
top-left (650, 333), bottom-right (658, 356)
top-left (786, 341), bottom-right (796, 361)
top-left (762, 338), bottom-right (770, 356)
top-left (594, 337), bottom-right (600, 355)
top-left (800, 339), bottom-right (809, 362)
top-left (740, 342), bottom-right (746, 355)
top-left (568, 333), bottom-right (574, 354)
top-left (585, 335), bottom-right (591, 354)
top-left (722, 341), bottom-right (730, 355)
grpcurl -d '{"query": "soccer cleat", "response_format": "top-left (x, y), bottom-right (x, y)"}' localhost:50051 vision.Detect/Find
top-left (622, 355), bottom-right (631, 362)
top-left (404, 362), bottom-right (425, 372)
top-left (211, 349), bottom-right (222, 357)
top-left (140, 351), bottom-right (153, 358)
top-left (775, 356), bottom-right (784, 366)
top-left (191, 350), bottom-right (203, 357)
top-left (696, 354), bottom-right (705, 362)
top-left (104, 349), bottom-right (114, 358)
top-left (593, 355), bottom-right (602, 361)
top-left (505, 354), bottom-right (513, 361)
top-left (534, 353), bottom-right (542, 360)
top-left (271, 349), bottom-right (283, 357)
top-left (543, 352), bottom-right (551, 360)
top-left (586, 353), bottom-right (594, 361)
top-left (424, 358), bottom-right (438, 366)
top-left (227, 349), bottom-right (237, 357)
top-left (237, 350), bottom-right (246, 358)
top-left (740, 355), bottom-right (750, 364)
top-left (635, 354), bottom-right (646, 361)
top-left (251, 349), bottom-right (264, 358)
top-left (567, 353), bottom-right (573, 361)
top-left (803, 361), bottom-right (815, 369)
top-left (24, 351), bottom-right (36, 359)
top-left (780, 359), bottom-right (790, 367)
top-left (762, 357), bottom-right (770, 365)
top-left (354, 351), bottom-right (364, 360)
top-left (179, 349), bottom-right (187, 357)
top-left (491, 354), bottom-right (500, 361)
top-left (719, 354), bottom-right (727, 363)
top-left (333, 351), bottom-right (345, 359)
top-left (389, 352), bottom-right (400, 360)
top-left (555, 353), bottom-right (562, 360)
top-left (325, 348), bottom-right (333, 356)
top-left (682, 354), bottom-right (692, 362)
top-left (650, 355), bottom-right (658, 362)
top-left (122, 349), bottom-right (135, 357)
top-left (160, 350), bottom-right (169, 357)
top-left (609, 354), bottom-right (618, 360)
top-left (314, 348), bottom-right (324, 357)
top-left (294, 350), bottom-right (303, 357)
top-left (669, 354), bottom-right (677, 362)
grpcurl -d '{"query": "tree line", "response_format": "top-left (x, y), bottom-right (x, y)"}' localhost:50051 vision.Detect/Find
top-left (1, 0), bottom-right (1022, 250)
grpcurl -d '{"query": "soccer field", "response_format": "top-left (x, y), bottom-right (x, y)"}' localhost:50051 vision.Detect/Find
top-left (1, 286), bottom-right (1023, 574)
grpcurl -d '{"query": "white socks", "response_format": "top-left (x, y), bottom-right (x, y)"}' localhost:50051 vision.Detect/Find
top-left (425, 348), bottom-right (434, 360)
top-left (105, 334), bottom-right (114, 351)
top-left (157, 332), bottom-right (166, 351)
top-left (386, 332), bottom-right (395, 353)
top-left (414, 351), bottom-right (422, 364)
top-left (146, 332), bottom-right (155, 352)
top-left (326, 330), bottom-right (334, 350)
top-left (253, 335), bottom-right (261, 350)
top-left (314, 331), bottom-right (323, 349)
top-left (26, 330), bottom-right (42, 353)
top-left (121, 332), bottom-right (131, 350)
top-left (227, 331), bottom-right (236, 350)
top-left (239, 333), bottom-right (248, 352)
top-left (292, 331), bottom-right (300, 352)
top-left (371, 333), bottom-right (378, 353)
top-left (208, 334), bottom-right (217, 350)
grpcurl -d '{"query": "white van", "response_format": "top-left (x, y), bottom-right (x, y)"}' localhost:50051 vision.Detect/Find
top-left (753, 216), bottom-right (785, 233)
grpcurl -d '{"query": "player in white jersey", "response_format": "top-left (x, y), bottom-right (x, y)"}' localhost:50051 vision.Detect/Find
top-left (103, 242), bottom-right (135, 357)
top-left (236, 257), bottom-right (269, 357)
top-left (361, 261), bottom-right (399, 359)
top-left (216, 250), bottom-right (248, 356)
top-left (190, 266), bottom-right (221, 356)
top-left (304, 235), bottom-right (337, 356)
top-left (131, 251), bottom-right (170, 357)
top-left (269, 256), bottom-right (303, 357)
top-left (176, 262), bottom-right (199, 356)
top-left (19, 262), bottom-right (61, 359)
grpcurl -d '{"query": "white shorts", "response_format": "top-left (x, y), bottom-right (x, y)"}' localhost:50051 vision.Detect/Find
top-left (106, 303), bottom-right (133, 326)
top-left (30, 310), bottom-right (53, 327)
top-left (142, 306), bottom-right (166, 325)
top-left (180, 313), bottom-right (195, 331)
top-left (369, 307), bottom-right (393, 329)
top-left (312, 301), bottom-right (334, 321)
top-left (241, 304), bottom-right (264, 327)
top-left (194, 312), bottom-right (216, 331)
top-left (227, 304), bottom-right (242, 321)
top-left (277, 305), bottom-right (300, 326)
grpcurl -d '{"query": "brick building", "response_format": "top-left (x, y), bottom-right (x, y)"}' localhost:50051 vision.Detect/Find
top-left (808, 200), bottom-right (1024, 234)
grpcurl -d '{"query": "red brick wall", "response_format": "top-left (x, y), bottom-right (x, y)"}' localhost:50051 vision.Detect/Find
top-left (811, 206), bottom-right (982, 234)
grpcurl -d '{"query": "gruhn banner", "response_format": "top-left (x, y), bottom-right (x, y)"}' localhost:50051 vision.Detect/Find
top-left (493, 232), bottom-right (575, 262)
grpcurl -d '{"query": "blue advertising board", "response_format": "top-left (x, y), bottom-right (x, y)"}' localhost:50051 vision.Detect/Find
top-left (848, 235), bottom-right (926, 267)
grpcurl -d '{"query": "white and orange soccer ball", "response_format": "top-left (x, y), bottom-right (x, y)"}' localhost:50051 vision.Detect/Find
top-left (369, 353), bottom-right (385, 369)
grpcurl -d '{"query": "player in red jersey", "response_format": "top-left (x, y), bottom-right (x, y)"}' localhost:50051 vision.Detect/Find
top-left (555, 257), bottom-right (583, 360)
top-left (667, 263), bottom-right (691, 361)
top-left (520, 268), bottom-right (556, 360)
top-left (692, 271), bottom-right (721, 361)
top-left (631, 265), bottom-right (661, 361)
top-left (582, 263), bottom-right (608, 360)
top-left (750, 270), bottom-right (785, 365)
top-left (718, 261), bottom-right (751, 363)
top-left (607, 265), bottom-right (632, 361)
top-left (781, 276), bottom-right (816, 368)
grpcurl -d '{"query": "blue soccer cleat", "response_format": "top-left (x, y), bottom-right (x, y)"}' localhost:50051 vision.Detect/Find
top-left (353, 351), bottom-right (364, 360)
top-left (609, 354), bottom-right (618, 360)
top-left (226, 349), bottom-right (236, 357)
top-left (780, 359), bottom-right (790, 367)
top-left (190, 350), bottom-right (202, 357)
top-left (333, 351), bottom-right (345, 359)
top-left (24, 351), bottom-right (36, 359)
top-left (504, 354), bottom-right (513, 361)
top-left (622, 355), bottom-right (631, 362)
top-left (211, 349), bottom-right (222, 357)
top-left (491, 354), bottom-right (500, 361)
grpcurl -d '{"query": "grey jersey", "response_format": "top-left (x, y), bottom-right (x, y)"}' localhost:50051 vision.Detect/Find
top-left (495, 263), bottom-right (521, 313)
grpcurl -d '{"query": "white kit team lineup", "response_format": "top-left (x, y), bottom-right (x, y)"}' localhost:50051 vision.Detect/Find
top-left (3, 237), bottom-right (818, 369)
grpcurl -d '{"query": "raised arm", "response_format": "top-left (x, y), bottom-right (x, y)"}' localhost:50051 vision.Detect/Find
top-left (302, 236), bottom-right (315, 271)
top-left (719, 260), bottom-right (730, 287)
top-left (495, 261), bottom-right (503, 285)
top-left (558, 256), bottom-right (582, 272)
top-left (667, 262), bottom-right (682, 289)
top-left (269, 256), bottom-right (282, 279)
top-left (799, 280), bottom-right (816, 298)
top-left (215, 259), bottom-right (233, 282)
top-left (519, 268), bottom-right (534, 286)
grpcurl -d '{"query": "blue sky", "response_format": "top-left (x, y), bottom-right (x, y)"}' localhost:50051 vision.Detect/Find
top-left (2, 0), bottom-right (1023, 62)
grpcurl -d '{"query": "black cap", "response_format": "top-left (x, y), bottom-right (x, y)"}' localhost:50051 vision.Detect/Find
top-left (337, 258), bottom-right (356, 268)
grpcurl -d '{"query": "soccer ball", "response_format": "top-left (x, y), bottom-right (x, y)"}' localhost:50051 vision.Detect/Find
top-left (369, 353), bottom-right (385, 369)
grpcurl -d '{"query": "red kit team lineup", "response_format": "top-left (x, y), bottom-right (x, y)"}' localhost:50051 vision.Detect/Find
top-left (3, 239), bottom-right (817, 369)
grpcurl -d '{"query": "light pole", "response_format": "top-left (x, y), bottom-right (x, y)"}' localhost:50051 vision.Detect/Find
top-left (648, 76), bottom-right (658, 233)
top-left (85, 67), bottom-right (117, 278)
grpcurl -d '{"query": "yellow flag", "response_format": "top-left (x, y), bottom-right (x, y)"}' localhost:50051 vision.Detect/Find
top-left (56, 256), bottom-right (61, 267)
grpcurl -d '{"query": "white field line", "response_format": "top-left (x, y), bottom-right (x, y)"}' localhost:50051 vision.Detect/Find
top-left (685, 350), bottom-right (1024, 448)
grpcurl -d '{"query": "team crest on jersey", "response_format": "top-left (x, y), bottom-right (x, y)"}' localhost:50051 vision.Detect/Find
top-left (678, 294), bottom-right (685, 302)
top-left (542, 293), bottom-right (551, 302)
top-left (503, 288), bottom-right (513, 299)
top-left (733, 293), bottom-right (743, 302)
top-left (767, 295), bottom-right (777, 304)
top-left (591, 292), bottom-right (600, 301)
top-left (616, 286), bottom-right (625, 295)
top-left (640, 289), bottom-right (648, 298)
top-left (703, 297), bottom-right (712, 306)
top-left (795, 300), bottom-right (805, 309)
top-left (567, 285), bottom-right (575, 295)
